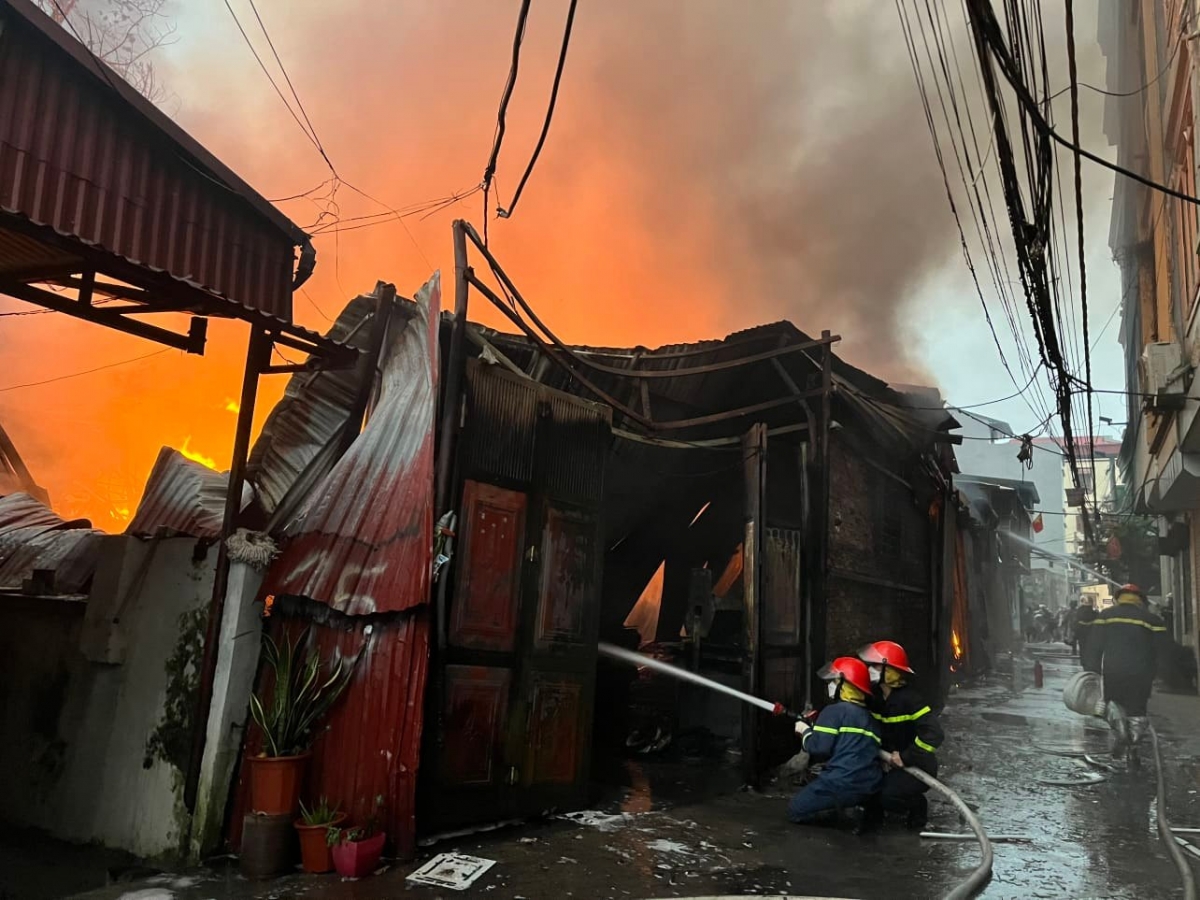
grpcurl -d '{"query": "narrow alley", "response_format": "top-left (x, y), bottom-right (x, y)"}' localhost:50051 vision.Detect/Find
top-left (53, 647), bottom-right (1200, 900)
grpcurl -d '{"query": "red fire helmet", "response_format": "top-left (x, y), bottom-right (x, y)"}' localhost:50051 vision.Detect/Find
top-left (1119, 583), bottom-right (1144, 596)
top-left (858, 640), bottom-right (915, 674)
top-left (817, 657), bottom-right (873, 695)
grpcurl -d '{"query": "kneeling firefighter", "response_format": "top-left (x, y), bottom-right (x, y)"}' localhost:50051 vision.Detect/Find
top-left (788, 657), bottom-right (883, 827)
top-left (1082, 583), bottom-right (1167, 764)
top-left (859, 640), bottom-right (944, 830)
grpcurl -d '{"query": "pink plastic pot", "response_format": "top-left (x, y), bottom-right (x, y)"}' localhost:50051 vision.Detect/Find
top-left (331, 831), bottom-right (386, 878)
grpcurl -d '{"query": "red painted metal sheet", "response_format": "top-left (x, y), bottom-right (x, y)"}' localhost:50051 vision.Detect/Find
top-left (263, 274), bottom-right (440, 614)
top-left (450, 481), bottom-right (525, 652)
top-left (0, 0), bottom-right (304, 323)
top-left (231, 609), bottom-right (430, 859)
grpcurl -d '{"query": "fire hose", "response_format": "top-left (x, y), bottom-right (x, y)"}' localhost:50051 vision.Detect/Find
top-left (598, 643), bottom-right (993, 900)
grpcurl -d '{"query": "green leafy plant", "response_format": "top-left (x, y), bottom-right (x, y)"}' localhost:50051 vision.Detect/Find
top-left (327, 794), bottom-right (385, 846)
top-left (249, 629), bottom-right (359, 757)
top-left (299, 796), bottom-right (342, 827)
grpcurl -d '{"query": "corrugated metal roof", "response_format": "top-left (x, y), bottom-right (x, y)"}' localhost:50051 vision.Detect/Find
top-left (262, 273), bottom-right (440, 615)
top-left (126, 447), bottom-right (251, 539)
top-left (247, 284), bottom-right (414, 518)
top-left (0, 491), bottom-right (104, 593)
top-left (0, 0), bottom-right (307, 324)
top-left (474, 319), bottom-right (956, 455)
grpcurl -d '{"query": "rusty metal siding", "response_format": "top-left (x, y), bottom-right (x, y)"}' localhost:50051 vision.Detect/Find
top-left (463, 362), bottom-right (538, 484)
top-left (0, 3), bottom-right (300, 322)
top-left (232, 607), bottom-right (430, 859)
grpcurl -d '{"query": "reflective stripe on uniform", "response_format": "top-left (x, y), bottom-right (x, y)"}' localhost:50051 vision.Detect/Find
top-left (914, 736), bottom-right (938, 753)
top-left (1093, 617), bottom-right (1166, 632)
top-left (872, 705), bottom-right (932, 724)
top-left (809, 724), bottom-right (881, 743)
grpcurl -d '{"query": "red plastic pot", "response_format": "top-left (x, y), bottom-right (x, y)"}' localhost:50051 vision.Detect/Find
top-left (247, 753), bottom-right (310, 815)
top-left (294, 812), bottom-right (347, 874)
top-left (331, 831), bottom-right (386, 878)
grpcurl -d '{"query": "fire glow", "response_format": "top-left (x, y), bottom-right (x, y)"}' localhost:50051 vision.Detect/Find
top-left (951, 630), bottom-right (963, 661)
top-left (180, 436), bottom-right (218, 471)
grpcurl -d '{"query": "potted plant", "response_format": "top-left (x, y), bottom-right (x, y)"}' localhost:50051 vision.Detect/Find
top-left (329, 796), bottom-right (386, 878)
top-left (294, 797), bottom-right (346, 874)
top-left (246, 629), bottom-right (357, 815)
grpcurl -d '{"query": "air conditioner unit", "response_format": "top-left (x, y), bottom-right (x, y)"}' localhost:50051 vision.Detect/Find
top-left (1141, 342), bottom-right (1186, 400)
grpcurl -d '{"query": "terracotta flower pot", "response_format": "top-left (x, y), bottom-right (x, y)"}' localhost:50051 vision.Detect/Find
top-left (331, 831), bottom-right (386, 878)
top-left (294, 812), bottom-right (347, 874)
top-left (247, 752), bottom-right (310, 815)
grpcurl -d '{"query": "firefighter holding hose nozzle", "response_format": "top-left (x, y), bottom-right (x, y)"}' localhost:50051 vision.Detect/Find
top-left (1081, 583), bottom-right (1167, 767)
top-left (858, 640), bottom-right (944, 830)
top-left (788, 657), bottom-right (882, 830)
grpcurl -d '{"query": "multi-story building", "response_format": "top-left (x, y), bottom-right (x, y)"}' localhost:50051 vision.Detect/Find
top-left (1100, 2), bottom-right (1198, 666)
top-left (1062, 439), bottom-right (1124, 559)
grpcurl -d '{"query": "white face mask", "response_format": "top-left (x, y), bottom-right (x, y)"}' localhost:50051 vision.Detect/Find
top-left (827, 680), bottom-right (839, 700)
top-left (869, 666), bottom-right (882, 684)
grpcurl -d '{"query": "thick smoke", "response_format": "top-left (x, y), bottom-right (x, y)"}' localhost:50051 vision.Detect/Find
top-left (177, 0), bottom-right (965, 378)
top-left (0, 0), bottom-right (1114, 526)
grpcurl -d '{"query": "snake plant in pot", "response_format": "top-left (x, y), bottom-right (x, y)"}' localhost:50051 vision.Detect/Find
top-left (247, 629), bottom-right (358, 815)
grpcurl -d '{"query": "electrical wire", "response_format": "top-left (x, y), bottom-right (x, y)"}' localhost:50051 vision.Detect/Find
top-left (481, 0), bottom-right (533, 246)
top-left (500, 0), bottom-right (579, 219)
top-left (967, 0), bottom-right (1200, 208)
top-left (0, 349), bottom-right (170, 392)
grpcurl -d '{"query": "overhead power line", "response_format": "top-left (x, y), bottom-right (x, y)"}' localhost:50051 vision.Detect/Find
top-left (481, 0), bottom-right (533, 245)
top-left (500, 0), bottom-right (579, 219)
top-left (0, 349), bottom-right (170, 392)
top-left (967, 0), bottom-right (1200, 209)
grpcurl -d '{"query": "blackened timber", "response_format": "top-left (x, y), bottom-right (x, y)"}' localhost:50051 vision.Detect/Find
top-left (828, 567), bottom-right (927, 595)
top-left (467, 270), bottom-right (825, 431)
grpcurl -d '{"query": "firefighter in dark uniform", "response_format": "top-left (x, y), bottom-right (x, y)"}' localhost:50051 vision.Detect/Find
top-left (1081, 583), bottom-right (1166, 765)
top-left (788, 657), bottom-right (883, 828)
top-left (858, 640), bottom-right (944, 830)
top-left (1074, 596), bottom-right (1098, 658)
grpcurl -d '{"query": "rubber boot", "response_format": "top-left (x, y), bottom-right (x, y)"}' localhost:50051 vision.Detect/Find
top-left (904, 795), bottom-right (929, 832)
top-left (1128, 717), bottom-right (1149, 772)
top-left (1106, 701), bottom-right (1129, 759)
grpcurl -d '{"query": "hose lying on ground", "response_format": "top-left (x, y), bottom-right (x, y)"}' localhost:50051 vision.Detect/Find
top-left (1150, 725), bottom-right (1196, 900)
top-left (893, 758), bottom-right (993, 900)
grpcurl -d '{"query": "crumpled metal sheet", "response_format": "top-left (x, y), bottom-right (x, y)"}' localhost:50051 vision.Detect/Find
top-left (126, 447), bottom-right (251, 539)
top-left (262, 273), bottom-right (440, 615)
top-left (0, 492), bottom-right (105, 593)
top-left (247, 289), bottom-right (406, 518)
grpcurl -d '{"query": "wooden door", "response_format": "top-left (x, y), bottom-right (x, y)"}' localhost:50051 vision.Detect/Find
top-left (428, 363), bottom-right (609, 828)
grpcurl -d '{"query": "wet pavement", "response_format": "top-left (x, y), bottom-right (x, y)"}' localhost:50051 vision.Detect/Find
top-left (15, 646), bottom-right (1200, 900)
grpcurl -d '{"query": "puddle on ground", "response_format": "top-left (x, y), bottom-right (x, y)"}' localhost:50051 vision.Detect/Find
top-left (711, 864), bottom-right (792, 895)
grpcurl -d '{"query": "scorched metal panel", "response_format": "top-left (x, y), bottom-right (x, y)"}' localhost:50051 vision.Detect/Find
top-left (263, 274), bottom-right (440, 614)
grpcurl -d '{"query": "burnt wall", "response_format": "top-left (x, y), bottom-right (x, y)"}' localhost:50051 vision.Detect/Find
top-left (824, 431), bottom-right (937, 678)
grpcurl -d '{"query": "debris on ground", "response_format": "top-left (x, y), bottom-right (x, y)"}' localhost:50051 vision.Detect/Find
top-left (406, 852), bottom-right (496, 891)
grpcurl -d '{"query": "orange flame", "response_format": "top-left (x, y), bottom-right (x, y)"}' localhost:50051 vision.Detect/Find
top-left (224, 398), bottom-right (240, 413)
top-left (951, 629), bottom-right (963, 661)
top-left (179, 436), bottom-right (218, 471)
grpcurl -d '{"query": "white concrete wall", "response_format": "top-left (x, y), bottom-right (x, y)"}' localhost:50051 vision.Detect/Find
top-left (190, 560), bottom-right (265, 858)
top-left (0, 536), bottom-right (216, 860)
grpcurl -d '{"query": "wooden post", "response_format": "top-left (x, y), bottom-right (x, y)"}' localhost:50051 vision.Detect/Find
top-left (741, 422), bottom-right (767, 787)
top-left (184, 324), bottom-right (271, 812)
top-left (434, 221), bottom-right (471, 650)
